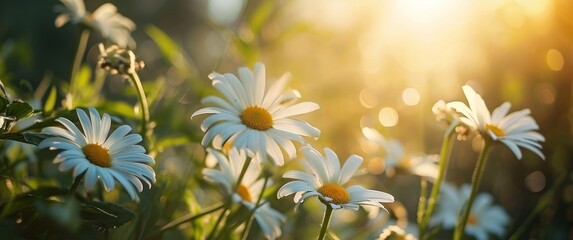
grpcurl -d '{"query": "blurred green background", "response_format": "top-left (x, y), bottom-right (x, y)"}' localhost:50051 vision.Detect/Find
top-left (1, 0), bottom-right (572, 238)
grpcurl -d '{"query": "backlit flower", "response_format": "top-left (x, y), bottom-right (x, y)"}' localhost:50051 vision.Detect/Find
top-left (202, 148), bottom-right (285, 239)
top-left (362, 127), bottom-right (439, 179)
top-left (39, 107), bottom-right (155, 201)
top-left (446, 85), bottom-right (545, 160)
top-left (432, 100), bottom-right (472, 140)
top-left (97, 44), bottom-right (144, 75)
top-left (277, 145), bottom-right (394, 210)
top-left (192, 63), bottom-right (320, 166)
top-left (55, 0), bottom-right (135, 48)
top-left (431, 183), bottom-right (510, 240)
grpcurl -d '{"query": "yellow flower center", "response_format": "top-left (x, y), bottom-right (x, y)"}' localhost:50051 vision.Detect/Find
top-left (318, 183), bottom-right (350, 204)
top-left (397, 157), bottom-right (411, 169)
top-left (486, 124), bottom-right (505, 137)
top-left (468, 213), bottom-right (478, 225)
top-left (82, 144), bottom-right (111, 168)
top-left (240, 106), bottom-right (273, 131)
top-left (237, 184), bottom-right (252, 202)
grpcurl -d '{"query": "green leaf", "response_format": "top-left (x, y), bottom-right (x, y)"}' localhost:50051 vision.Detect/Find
top-left (6, 101), bottom-right (33, 119)
top-left (145, 25), bottom-right (199, 78)
top-left (0, 194), bottom-right (39, 218)
top-left (0, 79), bottom-right (9, 100)
top-left (75, 65), bottom-right (92, 91)
top-left (80, 201), bottom-right (135, 228)
top-left (0, 96), bottom-right (8, 112)
top-left (0, 132), bottom-right (51, 145)
top-left (43, 86), bottom-right (57, 114)
top-left (248, 1), bottom-right (275, 35)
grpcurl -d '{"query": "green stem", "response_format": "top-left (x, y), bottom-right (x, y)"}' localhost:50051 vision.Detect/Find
top-left (454, 141), bottom-right (492, 240)
top-left (149, 203), bottom-right (224, 238)
top-left (508, 172), bottom-right (566, 240)
top-left (417, 177), bottom-right (428, 225)
top-left (206, 200), bottom-right (229, 240)
top-left (317, 205), bottom-right (334, 240)
top-left (234, 157), bottom-right (252, 193)
top-left (70, 29), bottom-right (90, 95)
top-left (418, 121), bottom-right (457, 239)
top-left (127, 72), bottom-right (150, 142)
top-left (240, 176), bottom-right (269, 240)
top-left (67, 171), bottom-right (86, 200)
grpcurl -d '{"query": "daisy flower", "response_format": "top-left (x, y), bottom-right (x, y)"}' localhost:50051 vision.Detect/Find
top-left (55, 0), bottom-right (136, 48)
top-left (431, 183), bottom-right (510, 240)
top-left (202, 148), bottom-right (285, 239)
top-left (39, 107), bottom-right (155, 201)
top-left (192, 63), bottom-right (320, 166)
top-left (446, 85), bottom-right (545, 160)
top-left (362, 127), bottom-right (439, 180)
top-left (277, 145), bottom-right (394, 210)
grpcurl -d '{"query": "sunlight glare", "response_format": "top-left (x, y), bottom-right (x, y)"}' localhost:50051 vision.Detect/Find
top-left (546, 49), bottom-right (564, 71)
top-left (379, 107), bottom-right (399, 127)
top-left (402, 88), bottom-right (420, 106)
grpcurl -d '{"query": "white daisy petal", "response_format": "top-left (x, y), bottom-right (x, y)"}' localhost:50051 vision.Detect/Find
top-left (302, 146), bottom-right (330, 183)
top-left (99, 169), bottom-right (115, 192)
top-left (109, 170), bottom-right (139, 201)
top-left (283, 170), bottom-right (320, 188)
top-left (273, 118), bottom-right (321, 138)
top-left (238, 67), bottom-right (256, 104)
top-left (201, 96), bottom-right (240, 114)
top-left (59, 158), bottom-right (84, 171)
top-left (324, 148), bottom-right (341, 182)
top-left (42, 126), bottom-right (76, 143)
top-left (268, 131), bottom-right (297, 159)
top-left (253, 63), bottom-right (266, 105)
top-left (98, 113), bottom-right (112, 144)
top-left (109, 134), bottom-right (142, 153)
top-left (272, 102), bottom-right (320, 119)
top-left (84, 167), bottom-right (98, 191)
top-left (72, 162), bottom-right (90, 177)
top-left (491, 102), bottom-right (511, 124)
top-left (262, 72), bottom-right (290, 108)
top-left (103, 125), bottom-right (132, 149)
top-left (338, 155), bottom-right (363, 184)
top-left (277, 181), bottom-right (315, 199)
top-left (500, 139), bottom-right (523, 159)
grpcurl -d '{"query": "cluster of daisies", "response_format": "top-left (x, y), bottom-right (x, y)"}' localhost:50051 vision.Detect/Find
top-left (34, 0), bottom-right (545, 239)
top-left (192, 63), bottom-right (395, 239)
top-left (36, 62), bottom-right (545, 239)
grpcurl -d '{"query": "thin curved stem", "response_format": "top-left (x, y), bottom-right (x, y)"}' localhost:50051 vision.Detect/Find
top-left (418, 121), bottom-right (457, 239)
top-left (240, 176), bottom-right (269, 240)
top-left (148, 202), bottom-right (224, 238)
top-left (509, 172), bottom-right (566, 240)
top-left (127, 72), bottom-right (150, 142)
top-left (317, 205), bottom-right (334, 240)
top-left (206, 200), bottom-right (229, 240)
top-left (67, 171), bottom-right (86, 200)
top-left (70, 29), bottom-right (90, 94)
top-left (454, 141), bottom-right (492, 240)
